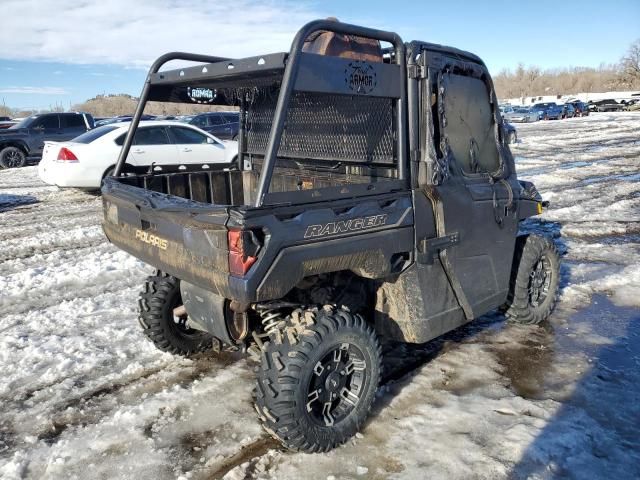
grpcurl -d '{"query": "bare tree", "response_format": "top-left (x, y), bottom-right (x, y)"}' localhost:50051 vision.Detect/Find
top-left (620, 39), bottom-right (640, 86)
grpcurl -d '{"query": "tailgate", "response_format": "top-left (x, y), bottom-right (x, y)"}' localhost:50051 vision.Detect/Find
top-left (101, 177), bottom-right (233, 296)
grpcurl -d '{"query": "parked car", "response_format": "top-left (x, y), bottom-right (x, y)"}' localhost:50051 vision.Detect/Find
top-left (0, 116), bottom-right (11, 121)
top-left (38, 121), bottom-right (238, 189)
top-left (588, 99), bottom-right (622, 112)
top-left (503, 106), bottom-right (538, 123)
top-left (532, 103), bottom-right (562, 120)
top-left (0, 112), bottom-right (94, 168)
top-left (188, 112), bottom-right (239, 140)
top-left (567, 101), bottom-right (589, 117)
top-left (560, 103), bottom-right (575, 119)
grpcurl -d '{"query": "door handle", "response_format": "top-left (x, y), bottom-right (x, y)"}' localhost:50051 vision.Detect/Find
top-left (133, 149), bottom-right (145, 154)
top-left (182, 148), bottom-right (192, 152)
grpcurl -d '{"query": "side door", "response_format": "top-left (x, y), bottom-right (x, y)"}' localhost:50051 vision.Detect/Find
top-left (167, 126), bottom-right (228, 164)
top-left (59, 114), bottom-right (88, 141)
top-left (29, 114), bottom-right (62, 155)
top-left (420, 54), bottom-right (519, 320)
top-left (129, 126), bottom-right (179, 166)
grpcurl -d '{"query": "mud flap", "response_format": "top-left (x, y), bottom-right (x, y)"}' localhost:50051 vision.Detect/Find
top-left (180, 281), bottom-right (233, 345)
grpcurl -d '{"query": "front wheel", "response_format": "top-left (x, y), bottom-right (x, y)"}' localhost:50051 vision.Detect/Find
top-left (0, 147), bottom-right (26, 169)
top-left (255, 307), bottom-right (381, 452)
top-left (503, 235), bottom-right (560, 325)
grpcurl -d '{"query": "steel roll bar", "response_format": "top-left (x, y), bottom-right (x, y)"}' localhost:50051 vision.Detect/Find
top-left (254, 19), bottom-right (407, 206)
top-left (113, 52), bottom-right (230, 177)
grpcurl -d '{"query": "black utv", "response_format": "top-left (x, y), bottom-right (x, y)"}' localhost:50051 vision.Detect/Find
top-left (101, 19), bottom-right (560, 452)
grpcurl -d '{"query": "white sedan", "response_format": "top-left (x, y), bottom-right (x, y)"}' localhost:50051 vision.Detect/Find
top-left (38, 121), bottom-right (238, 189)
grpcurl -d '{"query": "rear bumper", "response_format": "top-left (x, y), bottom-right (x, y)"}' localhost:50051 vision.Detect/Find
top-left (38, 160), bottom-right (102, 188)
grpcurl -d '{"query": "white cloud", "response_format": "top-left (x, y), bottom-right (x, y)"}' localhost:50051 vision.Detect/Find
top-left (0, 86), bottom-right (69, 95)
top-left (0, 0), bottom-right (322, 68)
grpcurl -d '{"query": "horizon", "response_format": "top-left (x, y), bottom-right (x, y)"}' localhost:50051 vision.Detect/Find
top-left (1, 0), bottom-right (639, 110)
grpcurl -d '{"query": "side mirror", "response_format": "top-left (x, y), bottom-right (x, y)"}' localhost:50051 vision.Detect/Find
top-left (206, 137), bottom-right (216, 144)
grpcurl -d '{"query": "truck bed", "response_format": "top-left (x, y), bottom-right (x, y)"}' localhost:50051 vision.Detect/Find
top-left (101, 169), bottom-right (414, 304)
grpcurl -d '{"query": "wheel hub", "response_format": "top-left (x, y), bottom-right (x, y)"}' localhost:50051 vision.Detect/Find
top-left (306, 343), bottom-right (367, 427)
top-left (529, 255), bottom-right (551, 307)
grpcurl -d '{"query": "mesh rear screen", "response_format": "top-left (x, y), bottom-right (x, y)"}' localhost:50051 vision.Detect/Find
top-left (244, 87), bottom-right (396, 165)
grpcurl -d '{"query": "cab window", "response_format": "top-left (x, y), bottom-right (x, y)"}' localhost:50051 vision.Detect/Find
top-left (441, 73), bottom-right (501, 175)
top-left (134, 127), bottom-right (171, 145)
top-left (168, 126), bottom-right (210, 144)
top-left (32, 115), bottom-right (60, 129)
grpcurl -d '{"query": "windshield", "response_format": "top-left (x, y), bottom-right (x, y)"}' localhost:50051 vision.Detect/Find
top-left (9, 116), bottom-right (38, 129)
top-left (72, 125), bottom-right (118, 143)
top-left (514, 108), bottom-right (529, 113)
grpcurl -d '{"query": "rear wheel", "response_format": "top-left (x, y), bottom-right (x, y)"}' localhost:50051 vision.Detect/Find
top-left (0, 146), bottom-right (26, 169)
top-left (138, 271), bottom-right (213, 356)
top-left (255, 306), bottom-right (381, 452)
top-left (503, 235), bottom-right (560, 325)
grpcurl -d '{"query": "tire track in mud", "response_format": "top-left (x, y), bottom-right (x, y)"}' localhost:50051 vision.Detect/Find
top-left (0, 242), bottom-right (116, 277)
top-left (0, 271), bottom-right (142, 316)
top-left (0, 353), bottom-right (246, 461)
top-left (0, 209), bottom-right (101, 241)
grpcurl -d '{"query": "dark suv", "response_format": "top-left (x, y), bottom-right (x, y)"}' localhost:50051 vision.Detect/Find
top-left (0, 112), bottom-right (94, 168)
top-left (188, 112), bottom-right (239, 140)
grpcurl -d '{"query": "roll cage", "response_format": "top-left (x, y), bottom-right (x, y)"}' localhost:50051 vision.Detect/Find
top-left (113, 19), bottom-right (500, 207)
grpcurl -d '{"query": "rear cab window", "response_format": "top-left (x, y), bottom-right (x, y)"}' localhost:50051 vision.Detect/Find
top-left (74, 125), bottom-right (118, 143)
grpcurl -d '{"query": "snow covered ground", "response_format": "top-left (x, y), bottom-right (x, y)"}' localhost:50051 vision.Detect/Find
top-left (1, 112), bottom-right (639, 479)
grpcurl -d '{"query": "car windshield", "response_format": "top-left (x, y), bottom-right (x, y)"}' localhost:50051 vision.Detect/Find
top-left (72, 125), bottom-right (119, 143)
top-left (514, 108), bottom-right (529, 113)
top-left (9, 116), bottom-right (38, 129)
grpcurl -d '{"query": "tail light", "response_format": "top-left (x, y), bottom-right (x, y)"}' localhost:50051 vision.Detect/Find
top-left (57, 147), bottom-right (78, 162)
top-left (228, 228), bottom-right (261, 277)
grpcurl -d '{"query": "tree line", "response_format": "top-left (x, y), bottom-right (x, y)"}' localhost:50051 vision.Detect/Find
top-left (494, 40), bottom-right (640, 99)
top-left (2, 40), bottom-right (639, 117)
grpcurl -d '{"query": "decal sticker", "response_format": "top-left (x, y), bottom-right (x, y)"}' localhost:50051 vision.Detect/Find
top-left (304, 214), bottom-right (388, 239)
top-left (135, 229), bottom-right (168, 250)
top-left (344, 61), bottom-right (377, 94)
top-left (187, 87), bottom-right (217, 104)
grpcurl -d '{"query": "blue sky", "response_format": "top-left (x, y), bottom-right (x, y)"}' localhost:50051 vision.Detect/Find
top-left (0, 0), bottom-right (638, 111)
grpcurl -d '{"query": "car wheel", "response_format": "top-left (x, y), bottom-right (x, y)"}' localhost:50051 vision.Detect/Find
top-left (0, 146), bottom-right (27, 169)
top-left (502, 235), bottom-right (560, 325)
top-left (255, 306), bottom-right (381, 452)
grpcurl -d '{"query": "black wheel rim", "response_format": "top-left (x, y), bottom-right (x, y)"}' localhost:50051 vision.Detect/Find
top-left (306, 343), bottom-right (367, 427)
top-left (4, 150), bottom-right (23, 168)
top-left (529, 255), bottom-right (552, 307)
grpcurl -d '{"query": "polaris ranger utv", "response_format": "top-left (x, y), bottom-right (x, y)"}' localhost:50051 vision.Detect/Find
top-left (101, 19), bottom-right (560, 452)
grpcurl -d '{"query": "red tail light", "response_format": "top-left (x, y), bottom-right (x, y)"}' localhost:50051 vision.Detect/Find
top-left (228, 229), bottom-right (260, 277)
top-left (57, 147), bottom-right (78, 162)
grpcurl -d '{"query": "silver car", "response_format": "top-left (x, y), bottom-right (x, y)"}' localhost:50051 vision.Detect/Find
top-left (503, 106), bottom-right (538, 123)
